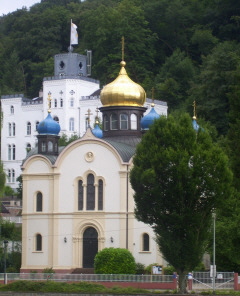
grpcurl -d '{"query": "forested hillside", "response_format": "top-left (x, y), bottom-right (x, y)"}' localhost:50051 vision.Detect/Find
top-left (1, 0), bottom-right (240, 271)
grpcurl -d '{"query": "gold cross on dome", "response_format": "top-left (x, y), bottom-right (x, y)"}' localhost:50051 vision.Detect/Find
top-left (85, 108), bottom-right (93, 126)
top-left (193, 100), bottom-right (197, 119)
top-left (121, 36), bottom-right (125, 61)
top-left (151, 88), bottom-right (155, 107)
top-left (47, 92), bottom-right (52, 113)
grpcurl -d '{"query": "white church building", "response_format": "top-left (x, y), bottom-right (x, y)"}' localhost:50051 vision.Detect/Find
top-left (20, 55), bottom-right (168, 273)
top-left (0, 49), bottom-right (167, 191)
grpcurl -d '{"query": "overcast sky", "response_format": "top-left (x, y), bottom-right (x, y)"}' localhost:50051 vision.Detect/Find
top-left (1, 0), bottom-right (41, 15)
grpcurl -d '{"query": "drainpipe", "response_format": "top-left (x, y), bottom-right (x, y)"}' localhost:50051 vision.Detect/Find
top-left (126, 165), bottom-right (129, 249)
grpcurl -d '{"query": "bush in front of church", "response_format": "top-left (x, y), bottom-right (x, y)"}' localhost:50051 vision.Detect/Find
top-left (94, 247), bottom-right (136, 274)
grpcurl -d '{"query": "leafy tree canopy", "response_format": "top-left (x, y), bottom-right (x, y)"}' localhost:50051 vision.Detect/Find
top-left (130, 113), bottom-right (233, 292)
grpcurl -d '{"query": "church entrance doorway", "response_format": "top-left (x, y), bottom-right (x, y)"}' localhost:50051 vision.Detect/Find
top-left (83, 227), bottom-right (98, 268)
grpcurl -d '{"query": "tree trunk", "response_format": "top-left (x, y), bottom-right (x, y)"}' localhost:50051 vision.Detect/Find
top-left (178, 271), bottom-right (188, 294)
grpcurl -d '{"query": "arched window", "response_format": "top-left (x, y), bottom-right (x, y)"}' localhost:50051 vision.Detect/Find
top-left (70, 98), bottom-right (74, 107)
top-left (7, 169), bottom-right (15, 183)
top-left (27, 122), bottom-right (31, 135)
top-left (48, 141), bottom-right (53, 152)
top-left (98, 179), bottom-right (103, 210)
top-left (12, 169), bottom-right (15, 183)
top-left (54, 99), bottom-right (57, 107)
top-left (78, 180), bottom-right (83, 210)
top-left (36, 121), bottom-right (39, 131)
top-left (87, 174), bottom-right (95, 210)
top-left (110, 113), bottom-right (118, 130)
top-left (60, 98), bottom-right (63, 107)
top-left (10, 105), bottom-right (14, 114)
top-left (8, 123), bottom-right (12, 136)
top-left (7, 169), bottom-right (11, 182)
top-left (42, 141), bottom-right (46, 152)
top-left (103, 115), bottom-right (108, 131)
top-left (8, 144), bottom-right (15, 160)
top-left (9, 123), bottom-right (16, 136)
top-left (12, 144), bottom-right (16, 160)
top-left (8, 145), bottom-right (11, 160)
top-left (12, 123), bottom-right (16, 136)
top-left (130, 114), bottom-right (137, 130)
top-left (120, 114), bottom-right (128, 130)
top-left (36, 192), bottom-right (42, 212)
top-left (36, 234), bottom-right (42, 251)
top-left (53, 116), bottom-right (59, 123)
top-left (69, 118), bottom-right (74, 131)
top-left (142, 233), bottom-right (150, 251)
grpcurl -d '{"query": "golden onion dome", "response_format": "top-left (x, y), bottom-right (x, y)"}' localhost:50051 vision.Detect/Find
top-left (100, 61), bottom-right (146, 107)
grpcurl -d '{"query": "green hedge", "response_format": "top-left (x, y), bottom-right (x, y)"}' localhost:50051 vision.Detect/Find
top-left (94, 247), bottom-right (136, 274)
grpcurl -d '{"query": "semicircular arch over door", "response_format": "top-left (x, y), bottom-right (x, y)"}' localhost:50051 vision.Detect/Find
top-left (83, 227), bottom-right (98, 268)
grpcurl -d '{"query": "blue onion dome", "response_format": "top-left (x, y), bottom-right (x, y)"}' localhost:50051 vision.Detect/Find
top-left (141, 104), bottom-right (160, 130)
top-left (192, 116), bottom-right (200, 132)
top-left (92, 121), bottom-right (103, 138)
top-left (37, 112), bottom-right (60, 135)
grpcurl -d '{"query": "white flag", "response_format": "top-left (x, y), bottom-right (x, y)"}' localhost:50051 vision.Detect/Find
top-left (70, 22), bottom-right (78, 45)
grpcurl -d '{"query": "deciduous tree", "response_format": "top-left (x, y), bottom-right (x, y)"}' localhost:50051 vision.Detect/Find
top-left (130, 113), bottom-right (233, 293)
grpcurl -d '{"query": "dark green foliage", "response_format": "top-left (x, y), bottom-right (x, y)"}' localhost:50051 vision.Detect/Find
top-left (16, 175), bottom-right (22, 199)
top-left (4, 185), bottom-right (16, 197)
top-left (188, 41), bottom-right (240, 135)
top-left (0, 162), bottom-right (6, 197)
top-left (130, 113), bottom-right (233, 293)
top-left (144, 263), bottom-right (161, 275)
top-left (0, 280), bottom-right (147, 294)
top-left (0, 219), bottom-right (22, 241)
top-left (6, 251), bottom-right (22, 273)
top-left (94, 247), bottom-right (136, 274)
top-left (1, 0), bottom-right (240, 273)
top-left (135, 262), bottom-right (145, 274)
top-left (58, 133), bottom-right (80, 146)
top-left (163, 265), bottom-right (176, 275)
top-left (42, 267), bottom-right (55, 274)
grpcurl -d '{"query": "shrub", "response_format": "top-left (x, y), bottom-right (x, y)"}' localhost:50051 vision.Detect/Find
top-left (135, 262), bottom-right (145, 274)
top-left (42, 267), bottom-right (55, 274)
top-left (145, 263), bottom-right (160, 274)
top-left (94, 247), bottom-right (136, 274)
top-left (163, 265), bottom-right (176, 275)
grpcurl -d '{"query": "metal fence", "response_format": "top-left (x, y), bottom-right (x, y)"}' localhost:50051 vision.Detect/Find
top-left (0, 273), bottom-right (173, 283)
top-left (0, 272), bottom-right (236, 291)
top-left (192, 271), bottom-right (234, 290)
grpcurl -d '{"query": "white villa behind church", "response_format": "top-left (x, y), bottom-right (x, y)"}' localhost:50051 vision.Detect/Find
top-left (1, 50), bottom-right (167, 191)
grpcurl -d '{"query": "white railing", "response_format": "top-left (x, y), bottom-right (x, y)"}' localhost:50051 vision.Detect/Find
top-left (0, 273), bottom-right (173, 283)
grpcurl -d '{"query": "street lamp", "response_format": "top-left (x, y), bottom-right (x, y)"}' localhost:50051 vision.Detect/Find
top-left (212, 213), bottom-right (216, 293)
top-left (3, 240), bottom-right (8, 285)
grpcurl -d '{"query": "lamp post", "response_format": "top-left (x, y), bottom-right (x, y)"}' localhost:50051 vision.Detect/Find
top-left (3, 240), bottom-right (8, 285)
top-left (212, 213), bottom-right (216, 294)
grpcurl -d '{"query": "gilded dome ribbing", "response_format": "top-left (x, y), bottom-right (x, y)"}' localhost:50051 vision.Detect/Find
top-left (100, 61), bottom-right (146, 107)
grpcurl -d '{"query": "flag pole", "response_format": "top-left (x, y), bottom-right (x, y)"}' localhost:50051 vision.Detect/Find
top-left (70, 19), bottom-right (72, 49)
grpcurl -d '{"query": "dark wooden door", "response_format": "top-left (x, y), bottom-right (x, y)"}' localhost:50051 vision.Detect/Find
top-left (83, 227), bottom-right (98, 268)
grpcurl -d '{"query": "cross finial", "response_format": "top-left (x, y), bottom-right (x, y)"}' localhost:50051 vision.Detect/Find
top-left (193, 101), bottom-right (197, 119)
top-left (95, 107), bottom-right (100, 124)
top-left (47, 92), bottom-right (52, 113)
top-left (121, 36), bottom-right (125, 62)
top-left (151, 88), bottom-right (155, 107)
top-left (85, 108), bottom-right (93, 127)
